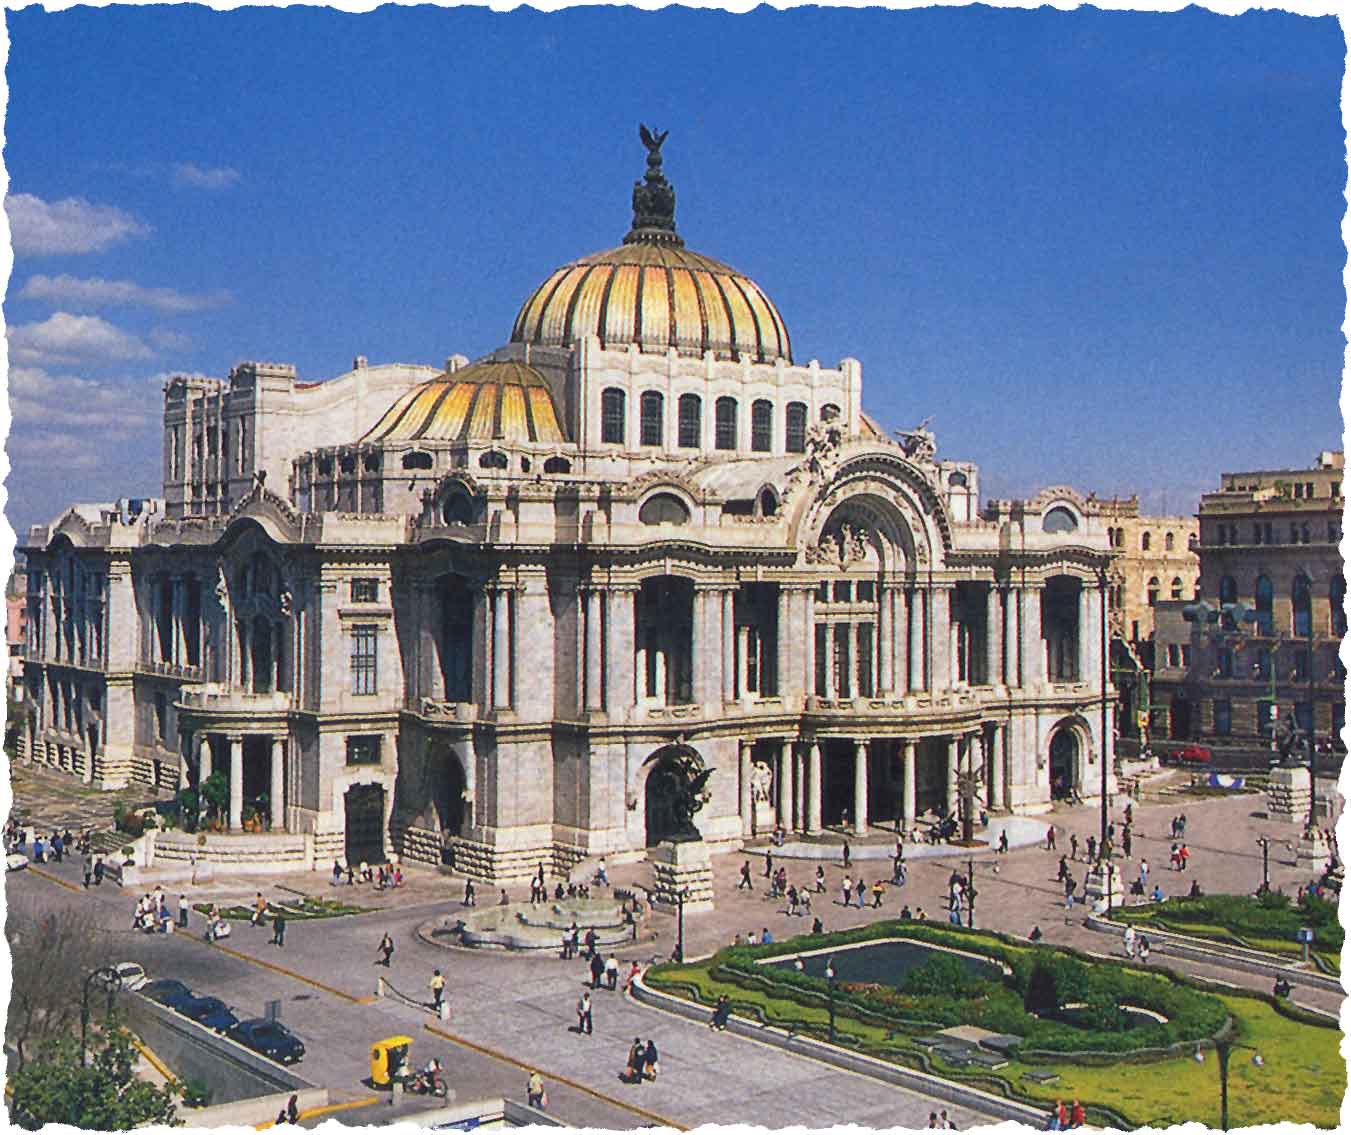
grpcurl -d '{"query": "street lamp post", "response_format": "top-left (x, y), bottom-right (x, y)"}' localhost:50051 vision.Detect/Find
top-left (1255, 836), bottom-right (1271, 895)
top-left (1196, 1036), bottom-right (1263, 1131)
top-left (965, 857), bottom-right (977, 929)
top-left (80, 966), bottom-right (122, 1067)
top-left (673, 887), bottom-right (689, 963)
top-left (1098, 569), bottom-right (1110, 864)
top-left (824, 958), bottom-right (838, 1043)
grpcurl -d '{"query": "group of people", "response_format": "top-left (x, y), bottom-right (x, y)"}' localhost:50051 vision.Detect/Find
top-left (621, 1036), bottom-right (660, 1084)
top-left (1047, 1099), bottom-right (1088, 1129)
top-left (132, 889), bottom-right (176, 933)
top-left (7, 823), bottom-right (89, 864)
top-left (329, 859), bottom-right (404, 889)
top-left (1120, 924), bottom-right (1152, 964)
top-left (926, 1110), bottom-right (959, 1128)
top-left (245, 892), bottom-right (287, 946)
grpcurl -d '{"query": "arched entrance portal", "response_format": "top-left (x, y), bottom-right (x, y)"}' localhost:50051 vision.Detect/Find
top-left (437, 756), bottom-right (467, 838)
top-left (1170, 696), bottom-right (1192, 740)
top-left (345, 783), bottom-right (387, 865)
top-left (1049, 728), bottom-right (1078, 801)
top-left (644, 744), bottom-right (711, 847)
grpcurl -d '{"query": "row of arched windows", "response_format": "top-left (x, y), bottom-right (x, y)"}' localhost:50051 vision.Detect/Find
top-left (601, 388), bottom-right (835, 453)
top-left (1213, 573), bottom-right (1346, 638)
top-left (1108, 526), bottom-right (1184, 552)
top-left (1146, 577), bottom-right (1190, 606)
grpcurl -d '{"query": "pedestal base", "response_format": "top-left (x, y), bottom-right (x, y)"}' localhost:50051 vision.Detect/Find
top-left (649, 839), bottom-right (716, 913)
top-left (1267, 765), bottom-right (1311, 824)
top-left (1084, 862), bottom-right (1125, 907)
top-left (1296, 826), bottom-right (1333, 871)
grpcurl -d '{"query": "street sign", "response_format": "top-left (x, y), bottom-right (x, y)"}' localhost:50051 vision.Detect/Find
top-left (1296, 927), bottom-right (1314, 943)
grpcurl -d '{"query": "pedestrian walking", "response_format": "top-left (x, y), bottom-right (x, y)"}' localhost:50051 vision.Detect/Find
top-left (576, 991), bottom-right (593, 1035)
top-left (1123, 925), bottom-right (1137, 959)
top-left (527, 1071), bottom-right (546, 1109)
top-left (1070, 1100), bottom-right (1086, 1127)
top-left (625, 960), bottom-right (642, 993)
top-left (430, 969), bottom-right (446, 1012)
top-left (800, 890), bottom-right (812, 917)
top-left (1045, 825), bottom-right (1057, 851)
top-left (871, 879), bottom-right (885, 909)
top-left (377, 932), bottom-right (394, 966)
top-left (842, 840), bottom-right (852, 868)
top-left (764, 849), bottom-right (773, 877)
top-left (271, 912), bottom-right (286, 947)
top-left (738, 861), bottom-right (753, 890)
top-left (1057, 855), bottom-right (1069, 883)
top-left (346, 864), bottom-right (355, 885)
top-left (1138, 934), bottom-right (1151, 964)
top-left (892, 855), bottom-right (907, 886)
top-left (1085, 835), bottom-right (1096, 862)
top-left (998, 829), bottom-right (1009, 854)
top-left (332, 859), bottom-right (343, 885)
top-left (1123, 827), bottom-right (1133, 857)
top-left (624, 1037), bottom-right (644, 1082)
top-left (815, 864), bottom-right (826, 893)
top-left (1178, 843), bottom-right (1190, 871)
top-left (251, 892), bottom-right (268, 927)
top-left (605, 953), bottom-right (619, 990)
top-left (93, 855), bottom-right (104, 885)
top-left (841, 875), bottom-right (853, 907)
top-left (464, 878), bottom-right (476, 906)
top-left (855, 877), bottom-right (867, 908)
top-left (589, 951), bottom-right (604, 989)
top-left (643, 1038), bottom-right (660, 1081)
top-left (1064, 876), bottom-right (1076, 910)
top-left (83, 855), bottom-right (93, 888)
top-left (1069, 833), bottom-right (1079, 861)
top-left (286, 1095), bottom-right (299, 1124)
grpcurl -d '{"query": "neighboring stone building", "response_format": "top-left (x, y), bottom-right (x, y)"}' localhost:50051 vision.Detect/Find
top-left (6, 567), bottom-right (27, 697)
top-left (1151, 452), bottom-right (1346, 754)
top-left (18, 133), bottom-right (1116, 879)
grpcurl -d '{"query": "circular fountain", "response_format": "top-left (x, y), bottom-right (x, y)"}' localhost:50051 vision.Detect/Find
top-left (426, 898), bottom-right (636, 952)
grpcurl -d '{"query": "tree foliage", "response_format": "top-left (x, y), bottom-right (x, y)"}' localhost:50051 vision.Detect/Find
top-left (10, 1017), bottom-right (180, 1130)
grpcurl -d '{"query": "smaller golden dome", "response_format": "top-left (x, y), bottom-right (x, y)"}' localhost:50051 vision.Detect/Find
top-left (362, 359), bottom-right (565, 445)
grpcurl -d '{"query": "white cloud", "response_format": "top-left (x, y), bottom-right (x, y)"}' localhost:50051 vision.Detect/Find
top-left (149, 328), bottom-right (192, 352)
top-left (173, 163), bottom-right (241, 190)
top-left (6, 193), bottom-right (150, 255)
top-left (8, 312), bottom-right (153, 365)
top-left (17, 274), bottom-right (231, 313)
top-left (9, 366), bottom-right (157, 438)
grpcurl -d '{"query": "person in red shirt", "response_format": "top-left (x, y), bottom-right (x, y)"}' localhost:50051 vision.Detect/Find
top-left (1070, 1100), bottom-right (1086, 1127)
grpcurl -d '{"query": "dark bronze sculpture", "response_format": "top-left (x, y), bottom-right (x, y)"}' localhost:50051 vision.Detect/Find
top-left (627, 124), bottom-right (681, 244)
top-left (644, 745), bottom-right (714, 843)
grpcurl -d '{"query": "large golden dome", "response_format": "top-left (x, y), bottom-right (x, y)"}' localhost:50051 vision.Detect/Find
top-left (510, 127), bottom-right (792, 364)
top-left (361, 359), bottom-right (565, 445)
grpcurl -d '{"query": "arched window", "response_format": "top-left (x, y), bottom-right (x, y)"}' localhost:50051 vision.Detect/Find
top-left (820, 403), bottom-right (841, 422)
top-left (1171, 577), bottom-right (1183, 600)
top-left (1219, 575), bottom-right (1237, 605)
top-left (478, 450), bottom-right (508, 470)
top-left (1042, 506), bottom-right (1078, 534)
top-left (1331, 575), bottom-right (1346, 637)
top-left (1255, 574), bottom-right (1274, 634)
top-left (950, 471), bottom-right (968, 487)
top-left (758, 487), bottom-right (779, 518)
top-left (1292, 574), bottom-right (1312, 637)
top-left (677, 394), bottom-right (702, 449)
top-left (1141, 531), bottom-right (1152, 552)
top-left (601, 388), bottom-right (626, 445)
top-left (751, 400), bottom-right (773, 452)
top-left (638, 493), bottom-right (691, 526)
top-left (1147, 577), bottom-right (1160, 607)
top-left (715, 397), bottom-right (738, 451)
top-left (640, 392), bottom-right (664, 447)
top-left (543, 456), bottom-right (571, 474)
top-left (1165, 532), bottom-right (1175, 552)
top-left (401, 451), bottom-right (433, 470)
top-left (442, 490), bottom-right (478, 526)
top-left (785, 402), bottom-right (807, 453)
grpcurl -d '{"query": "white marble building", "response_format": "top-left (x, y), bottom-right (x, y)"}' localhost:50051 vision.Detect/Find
top-left (18, 133), bottom-right (1115, 879)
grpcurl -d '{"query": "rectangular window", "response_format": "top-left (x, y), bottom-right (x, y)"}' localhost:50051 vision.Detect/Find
top-left (814, 624), bottom-right (828, 696)
top-left (351, 624), bottom-right (379, 695)
top-left (833, 580), bottom-right (852, 603)
top-left (350, 578), bottom-right (379, 603)
top-left (816, 581), bottom-right (830, 603)
top-left (715, 399), bottom-right (737, 451)
top-left (1214, 699), bottom-right (1231, 736)
top-left (751, 401), bottom-right (773, 452)
top-left (856, 580), bottom-right (875, 602)
top-left (677, 394), bottom-right (702, 448)
top-left (601, 389), bottom-right (626, 445)
top-left (785, 402), bottom-right (808, 453)
top-left (640, 392), bottom-right (663, 447)
top-left (857, 623), bottom-right (874, 697)
top-left (1182, 644), bottom-right (1192, 667)
top-left (1293, 649), bottom-right (1311, 681)
top-left (834, 623), bottom-right (852, 698)
top-left (1295, 700), bottom-right (1313, 737)
top-left (345, 735), bottom-right (383, 765)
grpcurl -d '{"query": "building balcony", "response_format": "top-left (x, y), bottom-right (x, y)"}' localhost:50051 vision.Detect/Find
top-left (177, 684), bottom-right (292, 713)
top-left (139, 659), bottom-right (205, 682)
top-left (403, 696), bottom-right (478, 724)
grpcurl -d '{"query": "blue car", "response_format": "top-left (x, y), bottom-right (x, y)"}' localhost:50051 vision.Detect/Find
top-left (227, 1019), bottom-right (305, 1064)
top-left (176, 995), bottom-right (239, 1033)
top-left (141, 979), bottom-right (194, 1008)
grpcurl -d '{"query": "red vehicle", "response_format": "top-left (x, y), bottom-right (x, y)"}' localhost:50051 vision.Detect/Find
top-left (1174, 744), bottom-right (1213, 764)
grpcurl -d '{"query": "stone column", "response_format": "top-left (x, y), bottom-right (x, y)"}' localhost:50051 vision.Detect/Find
top-left (931, 587), bottom-right (952, 691)
top-left (793, 745), bottom-right (805, 831)
top-left (690, 588), bottom-right (707, 705)
top-left (198, 732), bottom-right (212, 783)
top-left (902, 740), bottom-right (917, 828)
top-left (853, 741), bottom-right (869, 835)
top-left (172, 576), bottom-right (186, 666)
top-left (1078, 583), bottom-right (1092, 682)
top-left (823, 622), bottom-right (837, 699)
top-left (738, 625), bottom-right (751, 699)
top-left (970, 731), bottom-right (985, 811)
top-left (878, 584), bottom-right (894, 695)
top-left (777, 586), bottom-right (793, 700)
top-left (776, 741), bottom-right (792, 830)
top-left (606, 586), bottom-right (635, 719)
top-left (986, 584), bottom-right (1001, 687)
top-left (989, 725), bottom-right (1006, 811)
top-left (909, 588), bottom-right (925, 692)
top-left (1003, 587), bottom-right (1018, 687)
top-left (269, 736), bottom-right (285, 831)
top-left (1021, 586), bottom-right (1044, 686)
top-left (945, 736), bottom-right (958, 814)
top-left (739, 741), bottom-right (753, 837)
top-left (721, 589), bottom-right (736, 703)
top-left (228, 735), bottom-right (243, 831)
top-left (494, 587), bottom-right (512, 710)
top-left (804, 589), bottom-right (816, 698)
top-left (950, 616), bottom-right (962, 686)
top-left (806, 742), bottom-right (823, 833)
top-left (894, 588), bottom-right (908, 694)
top-left (584, 588), bottom-right (603, 712)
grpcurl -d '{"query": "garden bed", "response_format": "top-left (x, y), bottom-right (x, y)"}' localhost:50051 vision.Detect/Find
top-left (644, 920), bottom-right (1341, 1128)
top-left (193, 896), bottom-right (368, 921)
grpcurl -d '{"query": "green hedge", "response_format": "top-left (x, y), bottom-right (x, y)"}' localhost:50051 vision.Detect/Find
top-left (1117, 892), bottom-right (1342, 951)
top-left (681, 921), bottom-right (1229, 1056)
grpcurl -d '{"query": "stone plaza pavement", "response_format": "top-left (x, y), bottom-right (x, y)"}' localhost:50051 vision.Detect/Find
top-left (9, 768), bottom-right (1344, 1127)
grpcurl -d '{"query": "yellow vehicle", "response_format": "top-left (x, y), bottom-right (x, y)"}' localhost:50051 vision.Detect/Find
top-left (369, 1035), bottom-right (413, 1088)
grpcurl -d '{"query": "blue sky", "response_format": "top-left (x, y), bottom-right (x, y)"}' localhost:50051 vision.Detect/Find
top-left (4, 5), bottom-right (1345, 537)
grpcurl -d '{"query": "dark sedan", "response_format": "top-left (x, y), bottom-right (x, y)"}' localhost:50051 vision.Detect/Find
top-left (176, 995), bottom-right (239, 1033)
top-left (141, 979), bottom-right (194, 1008)
top-left (227, 1018), bottom-right (306, 1064)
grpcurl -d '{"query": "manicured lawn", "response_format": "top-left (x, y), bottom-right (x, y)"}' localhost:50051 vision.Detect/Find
top-left (647, 925), bottom-right (1341, 1128)
top-left (193, 896), bottom-right (368, 920)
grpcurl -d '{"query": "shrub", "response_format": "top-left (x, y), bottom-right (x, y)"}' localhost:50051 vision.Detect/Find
top-left (179, 1079), bottom-right (212, 1108)
top-left (901, 953), bottom-right (986, 999)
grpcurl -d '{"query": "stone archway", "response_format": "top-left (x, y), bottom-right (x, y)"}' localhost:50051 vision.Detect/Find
top-left (1049, 726), bottom-right (1079, 801)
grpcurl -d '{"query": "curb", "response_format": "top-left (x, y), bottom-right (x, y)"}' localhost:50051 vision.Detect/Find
top-left (1083, 915), bottom-right (1342, 993)
top-left (629, 974), bottom-right (1045, 1125)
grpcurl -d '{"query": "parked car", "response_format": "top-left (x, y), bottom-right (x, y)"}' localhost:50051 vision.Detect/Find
top-left (110, 962), bottom-right (148, 991)
top-left (175, 995), bottom-right (239, 1033)
top-left (6, 853), bottom-right (28, 872)
top-left (227, 1019), bottom-right (306, 1064)
top-left (1175, 745), bottom-right (1213, 764)
top-left (141, 979), bottom-right (194, 1008)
